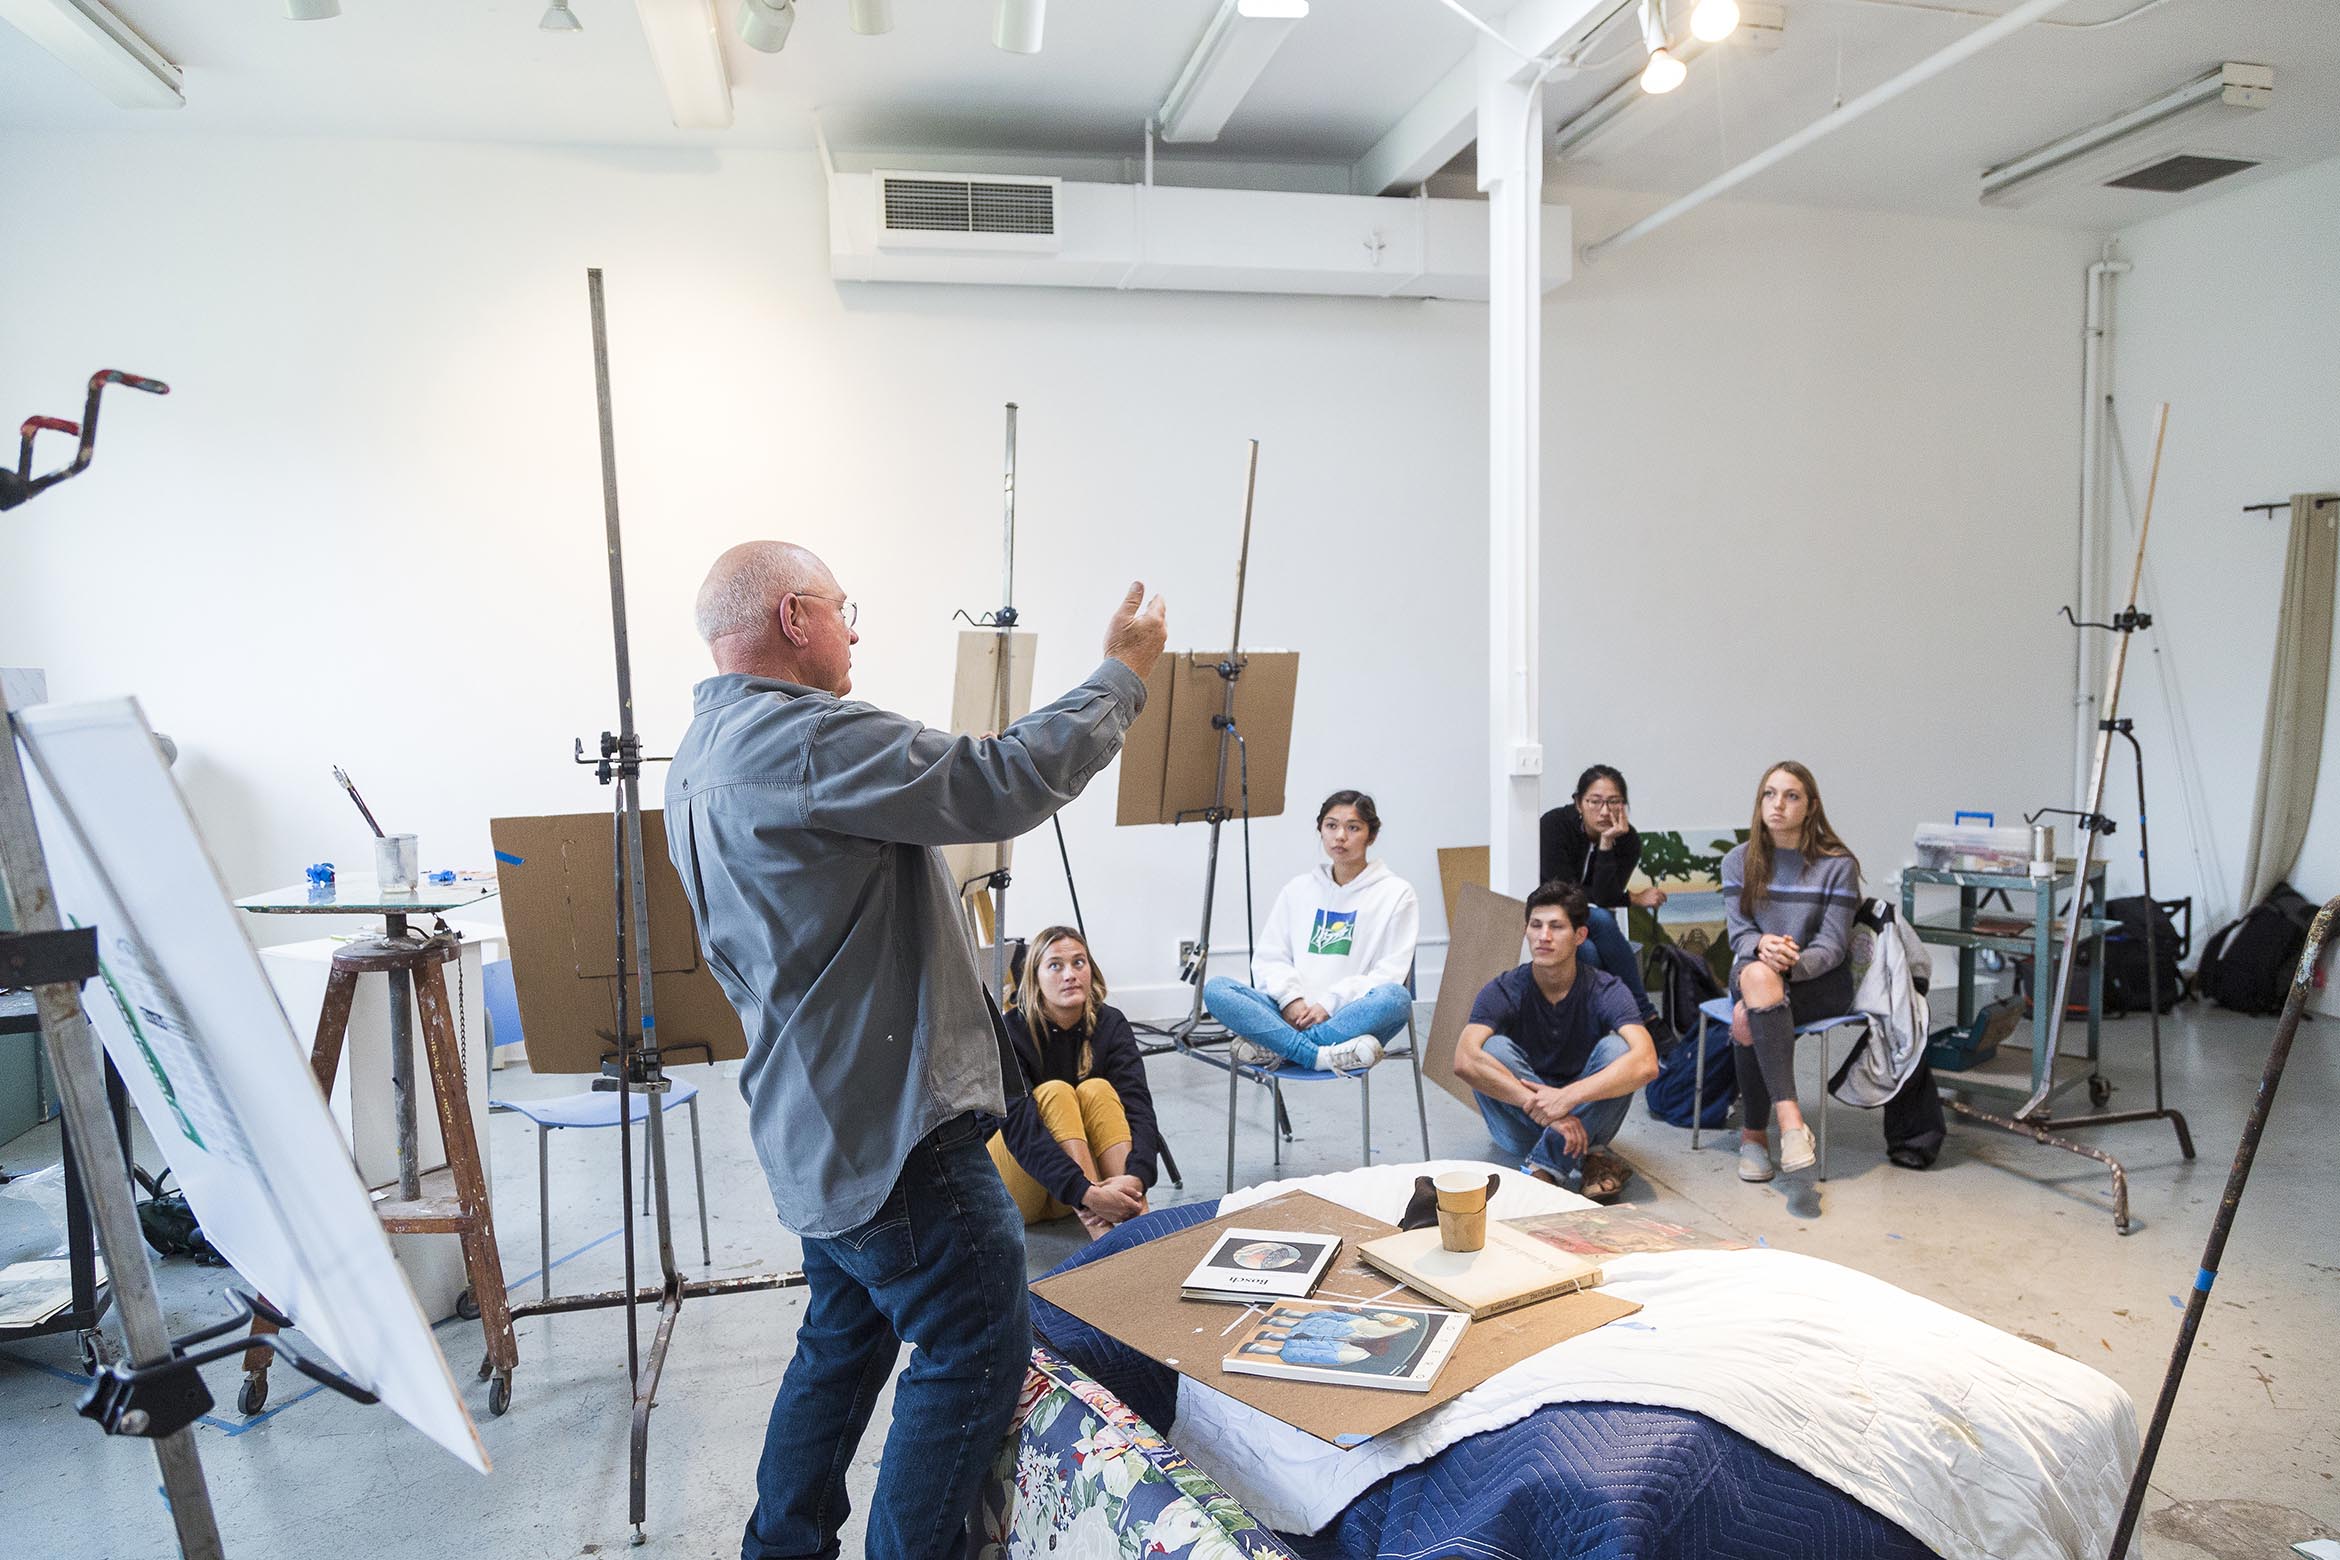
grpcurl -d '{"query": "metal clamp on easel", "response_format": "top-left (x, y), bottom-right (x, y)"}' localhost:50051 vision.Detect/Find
top-left (80, 1291), bottom-right (379, 1441)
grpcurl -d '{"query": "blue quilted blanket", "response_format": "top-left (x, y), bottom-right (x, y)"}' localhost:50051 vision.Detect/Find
top-left (1033, 1200), bottom-right (1939, 1560)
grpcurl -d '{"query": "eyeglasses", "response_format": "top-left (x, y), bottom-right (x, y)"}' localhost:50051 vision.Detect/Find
top-left (1581, 796), bottom-right (1627, 811)
top-left (788, 592), bottom-right (857, 629)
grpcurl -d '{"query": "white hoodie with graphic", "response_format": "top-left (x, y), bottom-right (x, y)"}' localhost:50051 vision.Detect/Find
top-left (1250, 861), bottom-right (1420, 1016)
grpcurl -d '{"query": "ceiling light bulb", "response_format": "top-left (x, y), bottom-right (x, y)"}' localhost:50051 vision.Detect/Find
top-left (1640, 46), bottom-right (1686, 93)
top-left (994, 0), bottom-right (1045, 54)
top-left (539, 0), bottom-right (583, 31)
top-left (849, 0), bottom-right (893, 32)
top-left (285, 0), bottom-right (341, 17)
top-left (1689, 0), bottom-right (1739, 42)
top-left (736, 0), bottom-right (795, 52)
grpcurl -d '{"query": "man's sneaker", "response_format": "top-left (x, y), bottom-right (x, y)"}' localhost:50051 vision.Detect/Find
top-left (1314, 1035), bottom-right (1384, 1075)
top-left (1738, 1140), bottom-right (1775, 1182)
top-left (1232, 1037), bottom-right (1281, 1068)
top-left (1778, 1124), bottom-right (1817, 1174)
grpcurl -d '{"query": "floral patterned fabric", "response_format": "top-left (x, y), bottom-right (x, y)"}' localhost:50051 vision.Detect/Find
top-left (969, 1347), bottom-right (1301, 1560)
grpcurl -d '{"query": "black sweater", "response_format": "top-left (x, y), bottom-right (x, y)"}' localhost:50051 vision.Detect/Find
top-left (1538, 804), bottom-right (1641, 910)
top-left (998, 1005), bottom-right (1160, 1210)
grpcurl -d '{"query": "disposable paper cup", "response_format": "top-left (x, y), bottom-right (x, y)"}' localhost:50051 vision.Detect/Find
top-left (1434, 1170), bottom-right (1488, 1252)
top-left (375, 833), bottom-right (420, 893)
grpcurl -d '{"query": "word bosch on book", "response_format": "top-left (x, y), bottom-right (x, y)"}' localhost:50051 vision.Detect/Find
top-left (1357, 1221), bottom-right (1605, 1320)
top-left (1220, 1299), bottom-right (1470, 1394)
top-left (1180, 1228), bottom-right (1342, 1304)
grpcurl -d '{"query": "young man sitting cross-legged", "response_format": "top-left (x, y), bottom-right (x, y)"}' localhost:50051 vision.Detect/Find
top-left (1452, 881), bottom-right (1661, 1203)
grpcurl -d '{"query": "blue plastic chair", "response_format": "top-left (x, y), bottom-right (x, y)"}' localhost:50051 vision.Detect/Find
top-left (1692, 994), bottom-right (1868, 1179)
top-left (1217, 965), bottom-right (1430, 1192)
top-left (482, 959), bottom-right (710, 1297)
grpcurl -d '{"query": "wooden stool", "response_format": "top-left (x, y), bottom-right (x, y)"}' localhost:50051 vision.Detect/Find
top-left (239, 930), bottom-right (517, 1415)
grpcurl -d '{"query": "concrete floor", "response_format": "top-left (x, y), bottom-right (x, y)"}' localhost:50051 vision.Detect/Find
top-left (1, 999), bottom-right (2332, 1559)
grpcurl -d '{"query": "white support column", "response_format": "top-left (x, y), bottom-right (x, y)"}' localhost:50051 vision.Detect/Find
top-left (1480, 39), bottom-right (1547, 897)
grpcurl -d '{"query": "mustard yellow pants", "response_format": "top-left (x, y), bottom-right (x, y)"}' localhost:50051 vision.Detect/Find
top-left (987, 1077), bottom-right (1133, 1225)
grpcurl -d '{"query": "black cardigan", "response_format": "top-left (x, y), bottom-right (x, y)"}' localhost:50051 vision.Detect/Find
top-left (1538, 803), bottom-right (1641, 910)
top-left (998, 1004), bottom-right (1160, 1211)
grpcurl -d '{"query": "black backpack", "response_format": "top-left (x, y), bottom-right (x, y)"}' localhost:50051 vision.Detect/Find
top-left (2198, 883), bottom-right (2317, 1016)
top-left (1641, 940), bottom-right (1722, 1057)
top-left (2100, 896), bottom-right (2188, 1015)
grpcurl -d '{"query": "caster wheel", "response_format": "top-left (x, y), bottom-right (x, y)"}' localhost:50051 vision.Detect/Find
top-left (238, 1376), bottom-right (269, 1416)
top-left (455, 1288), bottom-right (481, 1322)
top-left (77, 1329), bottom-right (116, 1376)
top-left (2088, 1075), bottom-right (2113, 1108)
top-left (488, 1372), bottom-right (512, 1417)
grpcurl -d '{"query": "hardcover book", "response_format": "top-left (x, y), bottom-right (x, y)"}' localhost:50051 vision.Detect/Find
top-left (1357, 1220), bottom-right (1604, 1319)
top-left (1179, 1227), bottom-right (1341, 1303)
top-left (1220, 1300), bottom-right (1469, 1393)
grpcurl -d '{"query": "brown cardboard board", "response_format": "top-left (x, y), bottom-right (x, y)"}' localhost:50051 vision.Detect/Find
top-left (488, 810), bottom-right (747, 1074)
top-left (1030, 1189), bottom-right (1638, 1446)
top-left (1423, 884), bottom-right (1527, 1106)
top-left (1115, 651), bottom-right (1298, 827)
top-left (1435, 846), bottom-right (1489, 934)
top-left (940, 629), bottom-right (1038, 893)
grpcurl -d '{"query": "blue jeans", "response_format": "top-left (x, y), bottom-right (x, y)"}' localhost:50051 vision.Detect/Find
top-left (1202, 977), bottom-right (1414, 1067)
top-left (744, 1112), bottom-right (1030, 1560)
top-left (1580, 907), bottom-right (1660, 1028)
top-left (1472, 1032), bottom-right (1636, 1184)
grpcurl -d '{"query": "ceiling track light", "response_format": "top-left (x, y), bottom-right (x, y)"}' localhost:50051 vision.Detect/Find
top-left (994, 0), bottom-right (1044, 55)
top-left (540, 0), bottom-right (582, 32)
top-left (285, 0), bottom-right (341, 18)
top-left (1638, 0), bottom-right (1685, 94)
top-left (848, 0), bottom-right (891, 33)
top-left (1689, 0), bottom-right (1737, 43)
top-left (736, 0), bottom-right (794, 52)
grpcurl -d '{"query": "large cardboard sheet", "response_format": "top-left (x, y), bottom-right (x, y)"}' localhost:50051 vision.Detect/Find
top-left (15, 698), bottom-right (484, 1470)
top-left (488, 810), bottom-right (746, 1075)
top-left (1423, 884), bottom-right (1527, 1107)
top-left (940, 628), bottom-right (1037, 897)
top-left (1031, 1189), bottom-right (1636, 1446)
top-left (1115, 651), bottom-right (1298, 827)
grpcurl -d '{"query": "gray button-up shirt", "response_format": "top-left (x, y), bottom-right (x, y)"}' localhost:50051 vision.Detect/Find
top-left (665, 659), bottom-right (1146, 1238)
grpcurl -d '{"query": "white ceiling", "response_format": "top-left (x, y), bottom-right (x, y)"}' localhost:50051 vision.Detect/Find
top-left (1, 0), bottom-right (2333, 231)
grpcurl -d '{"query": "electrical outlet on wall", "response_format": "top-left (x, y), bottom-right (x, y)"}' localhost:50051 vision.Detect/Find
top-left (1178, 939), bottom-right (1200, 966)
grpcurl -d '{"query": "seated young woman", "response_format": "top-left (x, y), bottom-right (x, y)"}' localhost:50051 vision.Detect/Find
top-left (1535, 764), bottom-right (1665, 1031)
top-left (988, 925), bottom-right (1161, 1241)
top-left (1722, 760), bottom-right (1860, 1183)
top-left (1203, 789), bottom-right (1419, 1074)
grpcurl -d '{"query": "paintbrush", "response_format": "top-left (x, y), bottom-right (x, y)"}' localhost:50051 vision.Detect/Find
top-left (332, 765), bottom-right (386, 838)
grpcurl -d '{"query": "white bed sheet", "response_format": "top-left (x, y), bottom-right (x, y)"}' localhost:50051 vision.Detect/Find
top-left (1170, 1160), bottom-right (2138, 1560)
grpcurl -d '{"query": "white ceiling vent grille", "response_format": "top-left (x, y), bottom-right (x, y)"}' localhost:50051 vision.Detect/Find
top-left (875, 172), bottom-right (1061, 252)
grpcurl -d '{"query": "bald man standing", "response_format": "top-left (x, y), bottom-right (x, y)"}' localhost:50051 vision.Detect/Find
top-left (666, 541), bottom-right (1165, 1560)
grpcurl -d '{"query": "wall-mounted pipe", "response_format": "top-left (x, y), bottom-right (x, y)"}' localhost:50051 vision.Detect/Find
top-left (1578, 0), bottom-right (2079, 263)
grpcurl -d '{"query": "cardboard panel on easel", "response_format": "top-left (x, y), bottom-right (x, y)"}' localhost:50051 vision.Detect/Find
top-left (1423, 883), bottom-right (1527, 1106)
top-left (940, 628), bottom-right (1039, 893)
top-left (1114, 650), bottom-right (1299, 827)
top-left (488, 810), bottom-right (746, 1075)
top-left (1030, 1189), bottom-right (1637, 1446)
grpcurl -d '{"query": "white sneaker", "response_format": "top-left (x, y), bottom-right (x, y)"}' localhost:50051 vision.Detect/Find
top-left (1737, 1141), bottom-right (1775, 1182)
top-left (1778, 1124), bottom-right (1817, 1174)
top-left (1314, 1035), bottom-right (1384, 1075)
top-left (1232, 1037), bottom-right (1281, 1068)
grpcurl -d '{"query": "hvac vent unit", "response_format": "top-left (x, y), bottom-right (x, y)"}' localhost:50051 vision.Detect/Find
top-left (2104, 153), bottom-right (2260, 193)
top-left (876, 171), bottom-right (1061, 252)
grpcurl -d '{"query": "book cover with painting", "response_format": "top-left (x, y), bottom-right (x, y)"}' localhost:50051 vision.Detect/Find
top-left (1220, 1300), bottom-right (1468, 1393)
top-left (1502, 1206), bottom-right (1749, 1258)
top-left (1179, 1228), bottom-right (1341, 1303)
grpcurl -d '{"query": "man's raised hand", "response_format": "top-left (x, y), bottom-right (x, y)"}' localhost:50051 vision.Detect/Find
top-left (1104, 582), bottom-right (1169, 681)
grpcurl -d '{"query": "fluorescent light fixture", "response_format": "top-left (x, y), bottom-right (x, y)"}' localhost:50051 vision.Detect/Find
top-left (285, 0), bottom-right (341, 17)
top-left (994, 0), bottom-right (1044, 54)
top-left (1981, 62), bottom-right (2273, 208)
top-left (0, 0), bottom-right (183, 108)
top-left (1156, 0), bottom-right (1307, 144)
top-left (1689, 0), bottom-right (1737, 43)
top-left (848, 0), bottom-right (891, 33)
top-left (632, 0), bottom-right (732, 128)
top-left (540, 1), bottom-right (583, 31)
top-left (735, 0), bottom-right (792, 51)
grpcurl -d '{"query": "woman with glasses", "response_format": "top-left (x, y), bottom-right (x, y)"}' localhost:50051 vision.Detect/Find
top-left (1537, 765), bottom-right (1665, 1035)
top-left (1203, 790), bottom-right (1419, 1075)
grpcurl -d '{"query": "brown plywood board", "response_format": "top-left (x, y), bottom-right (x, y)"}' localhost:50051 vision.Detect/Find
top-left (488, 811), bottom-right (747, 1075)
top-left (941, 628), bottom-right (1039, 892)
top-left (1435, 846), bottom-right (1489, 934)
top-left (1115, 650), bottom-right (1299, 827)
top-left (1423, 884), bottom-right (1527, 1107)
top-left (1032, 1189), bottom-right (1636, 1445)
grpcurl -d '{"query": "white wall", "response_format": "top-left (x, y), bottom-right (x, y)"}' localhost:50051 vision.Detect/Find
top-left (2108, 153), bottom-right (2340, 1007)
top-left (0, 132), bottom-right (2092, 1012)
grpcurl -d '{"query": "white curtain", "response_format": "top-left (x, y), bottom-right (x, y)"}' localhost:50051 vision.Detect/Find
top-left (2239, 493), bottom-right (2339, 909)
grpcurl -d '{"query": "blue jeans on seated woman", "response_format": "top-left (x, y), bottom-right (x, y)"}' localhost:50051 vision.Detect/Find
top-left (1472, 1031), bottom-right (1636, 1187)
top-left (1580, 906), bottom-right (1661, 1029)
top-left (1202, 977), bottom-right (1414, 1068)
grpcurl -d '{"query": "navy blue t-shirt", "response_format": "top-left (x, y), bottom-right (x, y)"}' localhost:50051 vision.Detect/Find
top-left (1468, 963), bottom-right (1643, 1083)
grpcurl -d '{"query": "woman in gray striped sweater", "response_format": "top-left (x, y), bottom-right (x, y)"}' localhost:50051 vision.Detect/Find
top-left (1722, 761), bottom-right (1860, 1183)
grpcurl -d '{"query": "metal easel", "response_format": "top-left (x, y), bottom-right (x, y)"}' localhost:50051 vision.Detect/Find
top-left (499, 271), bottom-right (803, 1548)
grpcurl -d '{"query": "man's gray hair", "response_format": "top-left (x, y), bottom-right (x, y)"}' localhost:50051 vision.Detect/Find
top-left (694, 541), bottom-right (823, 645)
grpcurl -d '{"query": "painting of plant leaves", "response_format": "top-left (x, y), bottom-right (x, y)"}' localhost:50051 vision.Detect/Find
top-left (1626, 827), bottom-right (1749, 985)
